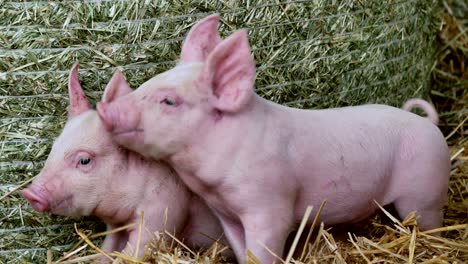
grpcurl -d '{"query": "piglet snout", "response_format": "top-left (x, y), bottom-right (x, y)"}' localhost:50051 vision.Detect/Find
top-left (22, 186), bottom-right (50, 212)
top-left (97, 101), bottom-right (142, 138)
top-left (97, 102), bottom-right (114, 132)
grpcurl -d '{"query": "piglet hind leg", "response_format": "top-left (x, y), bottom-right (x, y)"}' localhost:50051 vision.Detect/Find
top-left (392, 170), bottom-right (448, 235)
top-left (393, 195), bottom-right (445, 235)
top-left (392, 157), bottom-right (449, 234)
top-left (390, 127), bottom-right (450, 235)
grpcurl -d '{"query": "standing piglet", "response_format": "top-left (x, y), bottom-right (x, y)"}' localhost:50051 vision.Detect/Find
top-left (22, 64), bottom-right (226, 260)
top-left (97, 15), bottom-right (450, 263)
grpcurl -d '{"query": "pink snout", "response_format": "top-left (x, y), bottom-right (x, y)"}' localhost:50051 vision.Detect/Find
top-left (22, 186), bottom-right (50, 212)
top-left (96, 101), bottom-right (143, 142)
top-left (96, 102), bottom-right (114, 132)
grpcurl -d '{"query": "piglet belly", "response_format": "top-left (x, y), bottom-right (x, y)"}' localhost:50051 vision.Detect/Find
top-left (294, 190), bottom-right (382, 225)
top-left (293, 167), bottom-right (393, 225)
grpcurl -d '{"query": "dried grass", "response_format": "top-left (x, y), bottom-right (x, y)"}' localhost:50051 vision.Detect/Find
top-left (0, 0), bottom-right (466, 263)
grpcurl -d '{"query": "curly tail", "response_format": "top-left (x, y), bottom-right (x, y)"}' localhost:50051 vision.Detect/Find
top-left (402, 99), bottom-right (438, 125)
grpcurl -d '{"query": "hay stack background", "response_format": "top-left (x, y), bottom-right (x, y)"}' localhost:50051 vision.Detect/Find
top-left (0, 0), bottom-right (466, 263)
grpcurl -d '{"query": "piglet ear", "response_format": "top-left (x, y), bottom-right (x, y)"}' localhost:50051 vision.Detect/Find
top-left (68, 63), bottom-right (91, 118)
top-left (102, 70), bottom-right (133, 103)
top-left (180, 14), bottom-right (222, 63)
top-left (198, 30), bottom-right (256, 112)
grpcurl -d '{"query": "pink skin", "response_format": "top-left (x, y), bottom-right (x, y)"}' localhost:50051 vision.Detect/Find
top-left (22, 64), bottom-right (228, 261)
top-left (97, 14), bottom-right (451, 263)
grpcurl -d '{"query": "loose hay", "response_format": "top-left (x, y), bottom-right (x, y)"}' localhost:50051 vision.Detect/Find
top-left (0, 0), bottom-right (466, 263)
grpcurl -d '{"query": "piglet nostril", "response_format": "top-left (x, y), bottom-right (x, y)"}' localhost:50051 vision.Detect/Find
top-left (21, 188), bottom-right (50, 212)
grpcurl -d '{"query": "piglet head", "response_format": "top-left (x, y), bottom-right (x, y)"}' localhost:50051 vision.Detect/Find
top-left (97, 14), bottom-right (256, 160)
top-left (22, 64), bottom-right (134, 216)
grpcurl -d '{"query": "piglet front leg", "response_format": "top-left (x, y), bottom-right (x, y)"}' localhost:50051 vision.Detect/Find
top-left (98, 224), bottom-right (129, 262)
top-left (119, 226), bottom-right (152, 259)
top-left (243, 207), bottom-right (294, 263)
top-left (101, 225), bottom-right (129, 253)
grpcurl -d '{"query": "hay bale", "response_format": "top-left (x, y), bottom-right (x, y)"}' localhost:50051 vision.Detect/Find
top-left (0, 0), bottom-right (453, 263)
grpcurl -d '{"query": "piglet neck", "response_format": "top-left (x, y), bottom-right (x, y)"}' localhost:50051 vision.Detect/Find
top-left (92, 151), bottom-right (153, 225)
top-left (125, 149), bottom-right (153, 170)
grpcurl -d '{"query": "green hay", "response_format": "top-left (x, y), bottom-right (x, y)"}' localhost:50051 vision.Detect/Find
top-left (0, 0), bottom-right (456, 263)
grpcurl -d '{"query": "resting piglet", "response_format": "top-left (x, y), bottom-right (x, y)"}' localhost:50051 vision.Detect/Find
top-left (97, 14), bottom-right (450, 263)
top-left (22, 64), bottom-right (226, 260)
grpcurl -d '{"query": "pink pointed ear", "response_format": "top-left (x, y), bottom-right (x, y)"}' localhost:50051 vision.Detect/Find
top-left (180, 14), bottom-right (222, 63)
top-left (197, 30), bottom-right (256, 112)
top-left (68, 63), bottom-right (91, 118)
top-left (102, 70), bottom-right (133, 103)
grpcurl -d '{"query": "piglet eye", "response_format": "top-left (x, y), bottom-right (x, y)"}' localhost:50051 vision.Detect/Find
top-left (162, 98), bottom-right (175, 106)
top-left (79, 158), bottom-right (91, 166)
top-left (72, 151), bottom-right (95, 171)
